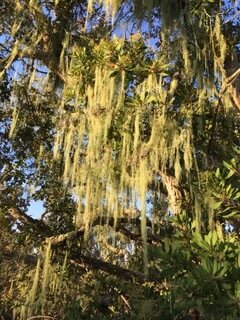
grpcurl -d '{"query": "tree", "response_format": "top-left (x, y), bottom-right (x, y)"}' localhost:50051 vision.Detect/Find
top-left (0, 0), bottom-right (240, 319)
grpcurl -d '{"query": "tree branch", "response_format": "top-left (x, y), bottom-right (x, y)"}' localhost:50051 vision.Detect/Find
top-left (8, 207), bottom-right (52, 235)
top-left (69, 254), bottom-right (161, 284)
top-left (49, 217), bottom-right (168, 246)
top-left (7, 207), bottom-right (170, 246)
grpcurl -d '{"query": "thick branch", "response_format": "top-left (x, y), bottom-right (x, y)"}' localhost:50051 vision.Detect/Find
top-left (207, 97), bottom-right (222, 155)
top-left (1, 250), bottom-right (38, 266)
top-left (116, 225), bottom-right (165, 245)
top-left (70, 254), bottom-right (160, 284)
top-left (49, 217), bottom-right (169, 246)
top-left (218, 49), bottom-right (240, 112)
top-left (8, 207), bottom-right (52, 235)
top-left (2, 249), bottom-right (161, 285)
top-left (7, 206), bottom-right (170, 247)
top-left (160, 172), bottom-right (183, 214)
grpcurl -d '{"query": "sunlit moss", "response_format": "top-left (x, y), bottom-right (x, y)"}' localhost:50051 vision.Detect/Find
top-left (13, 243), bottom-right (68, 320)
top-left (6, 0), bottom-right (236, 246)
top-left (0, 40), bottom-right (20, 80)
top-left (9, 105), bottom-right (19, 139)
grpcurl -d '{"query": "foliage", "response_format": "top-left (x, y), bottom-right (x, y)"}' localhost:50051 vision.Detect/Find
top-left (0, 0), bottom-right (240, 319)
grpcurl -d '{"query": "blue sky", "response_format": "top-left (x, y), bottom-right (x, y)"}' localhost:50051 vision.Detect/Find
top-left (28, 200), bottom-right (44, 218)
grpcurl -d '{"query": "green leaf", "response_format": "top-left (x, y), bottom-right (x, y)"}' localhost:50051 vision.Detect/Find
top-left (194, 233), bottom-right (210, 251)
top-left (202, 256), bottom-right (213, 273)
top-left (110, 70), bottom-right (119, 78)
top-left (238, 252), bottom-right (240, 268)
top-left (235, 281), bottom-right (240, 298)
top-left (233, 192), bottom-right (240, 200)
top-left (217, 265), bottom-right (228, 278)
top-left (223, 161), bottom-right (233, 170)
top-left (211, 230), bottom-right (218, 246)
top-left (226, 170), bottom-right (235, 179)
top-left (223, 211), bottom-right (239, 219)
top-left (164, 237), bottom-right (170, 254)
top-left (212, 202), bottom-right (222, 209)
top-left (213, 260), bottom-right (218, 275)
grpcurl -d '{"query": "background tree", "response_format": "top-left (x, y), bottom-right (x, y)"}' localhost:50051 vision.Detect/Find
top-left (0, 0), bottom-right (240, 319)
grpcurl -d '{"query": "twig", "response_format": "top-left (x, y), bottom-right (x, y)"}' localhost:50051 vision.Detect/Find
top-left (120, 294), bottom-right (131, 311)
top-left (224, 10), bottom-right (240, 24)
top-left (27, 316), bottom-right (54, 320)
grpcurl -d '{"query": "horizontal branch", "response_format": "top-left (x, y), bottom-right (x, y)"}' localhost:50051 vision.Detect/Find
top-left (70, 254), bottom-right (161, 285)
top-left (7, 207), bottom-right (171, 247)
top-left (1, 250), bottom-right (38, 266)
top-left (116, 224), bottom-right (165, 245)
top-left (49, 217), bottom-right (169, 246)
top-left (2, 249), bottom-right (162, 285)
top-left (8, 207), bottom-right (52, 235)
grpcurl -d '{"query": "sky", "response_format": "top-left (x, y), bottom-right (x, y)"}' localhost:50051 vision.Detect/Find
top-left (28, 200), bottom-right (44, 218)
